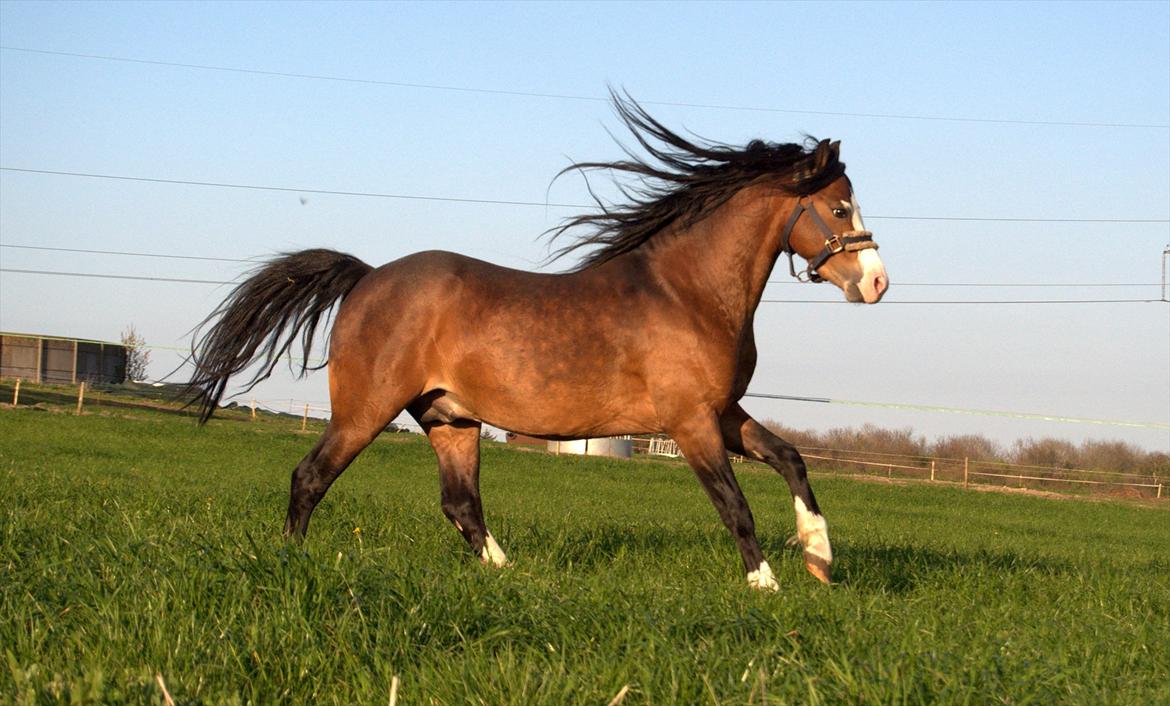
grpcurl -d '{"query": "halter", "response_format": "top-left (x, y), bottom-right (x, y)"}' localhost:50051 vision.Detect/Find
top-left (779, 197), bottom-right (878, 283)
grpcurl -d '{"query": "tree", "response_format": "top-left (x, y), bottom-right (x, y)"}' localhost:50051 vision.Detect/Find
top-left (121, 325), bottom-right (151, 382)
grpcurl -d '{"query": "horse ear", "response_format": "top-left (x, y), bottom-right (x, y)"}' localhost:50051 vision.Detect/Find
top-left (829, 140), bottom-right (841, 161)
top-left (813, 139), bottom-right (833, 170)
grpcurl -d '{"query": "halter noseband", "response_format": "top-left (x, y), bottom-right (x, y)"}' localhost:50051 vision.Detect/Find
top-left (779, 197), bottom-right (878, 283)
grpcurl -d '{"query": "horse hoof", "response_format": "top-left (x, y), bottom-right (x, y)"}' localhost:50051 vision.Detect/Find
top-left (746, 561), bottom-right (780, 591)
top-left (480, 534), bottom-right (509, 568)
top-left (804, 553), bottom-right (832, 584)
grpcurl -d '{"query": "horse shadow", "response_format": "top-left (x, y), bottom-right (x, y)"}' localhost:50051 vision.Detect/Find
top-left (795, 540), bottom-right (1076, 595)
top-left (510, 522), bottom-right (1073, 597)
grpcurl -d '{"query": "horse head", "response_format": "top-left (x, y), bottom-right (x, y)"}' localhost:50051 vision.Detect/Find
top-left (779, 140), bottom-right (889, 304)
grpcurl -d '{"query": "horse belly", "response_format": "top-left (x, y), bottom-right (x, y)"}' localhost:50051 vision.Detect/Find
top-left (433, 335), bottom-right (659, 437)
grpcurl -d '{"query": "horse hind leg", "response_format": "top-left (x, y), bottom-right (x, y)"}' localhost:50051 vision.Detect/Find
top-left (283, 419), bottom-right (386, 538)
top-left (418, 419), bottom-right (507, 567)
top-left (284, 376), bottom-right (414, 538)
top-left (720, 404), bottom-right (832, 584)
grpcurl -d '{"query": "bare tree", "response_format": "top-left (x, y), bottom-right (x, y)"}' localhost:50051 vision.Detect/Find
top-left (121, 325), bottom-right (151, 382)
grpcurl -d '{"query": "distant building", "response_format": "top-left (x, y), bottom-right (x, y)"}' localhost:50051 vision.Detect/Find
top-left (506, 432), bottom-right (633, 459)
top-left (0, 332), bottom-right (127, 384)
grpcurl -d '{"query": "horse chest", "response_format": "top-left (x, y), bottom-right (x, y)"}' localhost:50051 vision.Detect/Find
top-left (730, 329), bottom-right (759, 397)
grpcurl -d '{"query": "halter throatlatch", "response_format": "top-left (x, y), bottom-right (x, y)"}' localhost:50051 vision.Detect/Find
top-left (779, 197), bottom-right (878, 283)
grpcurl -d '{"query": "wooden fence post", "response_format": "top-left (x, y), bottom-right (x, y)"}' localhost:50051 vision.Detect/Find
top-left (250, 399), bottom-right (257, 420)
top-left (302, 404), bottom-right (309, 431)
top-left (75, 381), bottom-right (86, 415)
top-left (963, 457), bottom-right (969, 489)
top-left (930, 460), bottom-right (936, 482)
top-left (12, 378), bottom-right (20, 406)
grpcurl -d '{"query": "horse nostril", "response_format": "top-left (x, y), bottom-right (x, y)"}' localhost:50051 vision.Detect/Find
top-left (873, 273), bottom-right (888, 296)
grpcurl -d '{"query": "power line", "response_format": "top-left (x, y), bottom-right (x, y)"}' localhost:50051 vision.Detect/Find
top-left (0, 243), bottom-right (254, 263)
top-left (0, 268), bottom-right (231, 285)
top-left (852, 214), bottom-right (1170, 223)
top-left (768, 280), bottom-right (1161, 288)
top-left (3, 166), bottom-right (1168, 224)
top-left (3, 45), bottom-right (1167, 130)
top-left (742, 392), bottom-right (1169, 430)
top-left (758, 298), bottom-right (1165, 305)
top-left (2, 267), bottom-right (1166, 304)
top-left (3, 243), bottom-right (1162, 289)
top-left (0, 167), bottom-right (577, 209)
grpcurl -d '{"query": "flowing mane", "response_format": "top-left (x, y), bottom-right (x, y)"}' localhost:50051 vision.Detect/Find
top-left (550, 92), bottom-right (846, 270)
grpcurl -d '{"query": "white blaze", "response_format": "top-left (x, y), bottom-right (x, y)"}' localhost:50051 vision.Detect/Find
top-left (857, 248), bottom-right (884, 278)
top-left (849, 192), bottom-right (866, 232)
top-left (848, 190), bottom-right (887, 303)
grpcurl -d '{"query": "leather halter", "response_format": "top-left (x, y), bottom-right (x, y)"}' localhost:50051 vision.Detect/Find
top-left (779, 197), bottom-right (878, 283)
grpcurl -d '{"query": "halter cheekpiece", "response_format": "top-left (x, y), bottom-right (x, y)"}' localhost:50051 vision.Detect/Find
top-left (779, 197), bottom-right (878, 283)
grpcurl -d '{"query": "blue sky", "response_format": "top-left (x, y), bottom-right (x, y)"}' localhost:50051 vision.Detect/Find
top-left (1, 1), bottom-right (1167, 451)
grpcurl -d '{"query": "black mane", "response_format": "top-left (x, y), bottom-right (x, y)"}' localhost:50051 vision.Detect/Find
top-left (550, 91), bottom-right (846, 270)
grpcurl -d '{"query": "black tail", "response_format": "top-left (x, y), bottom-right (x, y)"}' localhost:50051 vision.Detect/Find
top-left (185, 248), bottom-right (373, 424)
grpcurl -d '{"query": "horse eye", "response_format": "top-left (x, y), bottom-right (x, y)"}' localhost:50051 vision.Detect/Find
top-left (832, 208), bottom-right (848, 219)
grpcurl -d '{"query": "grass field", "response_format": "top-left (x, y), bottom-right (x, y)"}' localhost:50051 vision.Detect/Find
top-left (2, 406), bottom-right (1167, 705)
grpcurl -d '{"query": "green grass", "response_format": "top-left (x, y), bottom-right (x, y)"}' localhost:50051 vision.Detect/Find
top-left (1, 407), bottom-right (1167, 705)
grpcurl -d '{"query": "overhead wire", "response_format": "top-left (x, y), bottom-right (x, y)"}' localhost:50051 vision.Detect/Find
top-left (756, 298), bottom-right (1166, 305)
top-left (2, 45), bottom-right (1167, 130)
top-left (2, 243), bottom-right (1163, 289)
top-left (741, 392), bottom-right (1169, 429)
top-left (767, 280), bottom-right (1161, 288)
top-left (0, 243), bottom-right (255, 263)
top-left (0, 268), bottom-right (232, 285)
top-left (2, 268), bottom-right (1166, 304)
top-left (2, 166), bottom-right (1168, 224)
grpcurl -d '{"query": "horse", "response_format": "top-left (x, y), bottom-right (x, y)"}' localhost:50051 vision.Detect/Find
top-left (186, 95), bottom-right (888, 590)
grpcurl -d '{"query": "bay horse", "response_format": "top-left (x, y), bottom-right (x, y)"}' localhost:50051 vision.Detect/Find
top-left (186, 95), bottom-right (888, 590)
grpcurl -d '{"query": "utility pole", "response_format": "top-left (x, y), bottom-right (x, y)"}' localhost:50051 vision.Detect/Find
top-left (1161, 245), bottom-right (1169, 302)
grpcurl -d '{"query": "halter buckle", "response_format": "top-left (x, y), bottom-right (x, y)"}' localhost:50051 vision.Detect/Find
top-left (824, 234), bottom-right (844, 255)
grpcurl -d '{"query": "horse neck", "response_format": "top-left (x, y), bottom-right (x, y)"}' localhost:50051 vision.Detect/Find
top-left (644, 185), bottom-right (791, 332)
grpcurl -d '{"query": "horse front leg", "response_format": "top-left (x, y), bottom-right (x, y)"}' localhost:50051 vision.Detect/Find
top-left (720, 404), bottom-right (832, 584)
top-left (671, 411), bottom-right (777, 591)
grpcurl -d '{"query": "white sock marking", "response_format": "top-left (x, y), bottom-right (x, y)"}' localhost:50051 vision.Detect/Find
top-left (480, 532), bottom-right (508, 568)
top-left (793, 497), bottom-right (833, 565)
top-left (746, 560), bottom-right (779, 591)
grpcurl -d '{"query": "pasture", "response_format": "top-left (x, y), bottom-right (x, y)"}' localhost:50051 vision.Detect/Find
top-left (2, 407), bottom-right (1167, 705)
